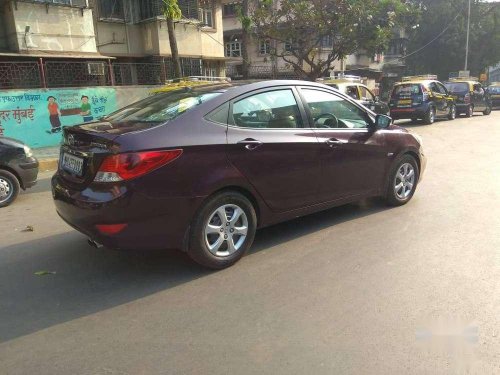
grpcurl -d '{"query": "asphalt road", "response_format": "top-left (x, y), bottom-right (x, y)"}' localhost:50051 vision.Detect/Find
top-left (1, 112), bottom-right (500, 374)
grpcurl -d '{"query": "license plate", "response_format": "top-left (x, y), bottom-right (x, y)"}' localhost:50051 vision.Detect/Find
top-left (62, 153), bottom-right (84, 176)
top-left (398, 99), bottom-right (411, 107)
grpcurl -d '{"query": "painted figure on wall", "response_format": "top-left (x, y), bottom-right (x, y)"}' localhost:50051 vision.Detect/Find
top-left (46, 96), bottom-right (62, 134)
top-left (80, 96), bottom-right (93, 123)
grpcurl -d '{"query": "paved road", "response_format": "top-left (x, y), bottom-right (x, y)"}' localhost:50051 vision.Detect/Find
top-left (1, 113), bottom-right (500, 374)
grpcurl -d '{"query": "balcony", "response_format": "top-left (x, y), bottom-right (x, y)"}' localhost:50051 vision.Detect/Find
top-left (17, 0), bottom-right (88, 8)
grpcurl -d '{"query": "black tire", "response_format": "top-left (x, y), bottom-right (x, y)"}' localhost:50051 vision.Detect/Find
top-left (0, 169), bottom-right (20, 208)
top-left (466, 104), bottom-right (474, 117)
top-left (385, 155), bottom-right (420, 207)
top-left (188, 191), bottom-right (257, 269)
top-left (483, 105), bottom-right (492, 115)
top-left (424, 107), bottom-right (435, 124)
top-left (448, 104), bottom-right (456, 120)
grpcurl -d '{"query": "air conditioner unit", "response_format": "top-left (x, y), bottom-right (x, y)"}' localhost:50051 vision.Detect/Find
top-left (87, 62), bottom-right (105, 76)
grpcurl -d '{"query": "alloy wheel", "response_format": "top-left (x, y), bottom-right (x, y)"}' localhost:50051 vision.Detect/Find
top-left (204, 204), bottom-right (249, 257)
top-left (394, 163), bottom-right (415, 200)
top-left (449, 105), bottom-right (456, 120)
top-left (0, 177), bottom-right (12, 203)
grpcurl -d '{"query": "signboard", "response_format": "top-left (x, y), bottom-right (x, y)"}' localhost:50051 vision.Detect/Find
top-left (458, 70), bottom-right (470, 78)
top-left (0, 88), bottom-right (117, 148)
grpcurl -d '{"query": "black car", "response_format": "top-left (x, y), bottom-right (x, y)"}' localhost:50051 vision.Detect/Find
top-left (0, 137), bottom-right (39, 207)
top-left (488, 83), bottom-right (500, 109)
top-left (444, 79), bottom-right (492, 117)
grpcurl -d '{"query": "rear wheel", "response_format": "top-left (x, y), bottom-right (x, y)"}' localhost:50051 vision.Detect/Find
top-left (466, 104), bottom-right (474, 117)
top-left (424, 107), bottom-right (435, 124)
top-left (188, 191), bottom-right (257, 269)
top-left (385, 155), bottom-right (419, 207)
top-left (448, 104), bottom-right (456, 120)
top-left (0, 170), bottom-right (20, 208)
top-left (483, 105), bottom-right (492, 115)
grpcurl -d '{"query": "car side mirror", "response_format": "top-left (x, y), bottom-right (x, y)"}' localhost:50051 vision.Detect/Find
top-left (375, 114), bottom-right (392, 129)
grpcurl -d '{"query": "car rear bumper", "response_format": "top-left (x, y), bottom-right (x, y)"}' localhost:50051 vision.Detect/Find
top-left (390, 104), bottom-right (429, 119)
top-left (51, 173), bottom-right (205, 251)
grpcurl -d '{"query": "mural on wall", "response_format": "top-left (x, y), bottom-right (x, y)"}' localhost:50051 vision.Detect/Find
top-left (0, 88), bottom-right (117, 148)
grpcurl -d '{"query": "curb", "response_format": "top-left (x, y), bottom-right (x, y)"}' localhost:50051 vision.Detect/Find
top-left (38, 158), bottom-right (59, 172)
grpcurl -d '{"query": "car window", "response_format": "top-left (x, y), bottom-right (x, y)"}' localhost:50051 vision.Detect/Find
top-left (359, 87), bottom-right (375, 101)
top-left (345, 86), bottom-right (360, 100)
top-left (300, 89), bottom-right (371, 129)
top-left (445, 82), bottom-right (469, 93)
top-left (392, 84), bottom-right (422, 97)
top-left (232, 89), bottom-right (303, 129)
top-left (437, 83), bottom-right (448, 95)
top-left (429, 82), bottom-right (439, 93)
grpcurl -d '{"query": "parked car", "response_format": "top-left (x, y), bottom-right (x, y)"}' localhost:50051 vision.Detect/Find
top-left (444, 78), bottom-right (491, 116)
top-left (320, 76), bottom-right (390, 115)
top-left (389, 75), bottom-right (457, 124)
top-left (0, 137), bottom-right (39, 207)
top-left (52, 80), bottom-right (426, 269)
top-left (487, 83), bottom-right (500, 109)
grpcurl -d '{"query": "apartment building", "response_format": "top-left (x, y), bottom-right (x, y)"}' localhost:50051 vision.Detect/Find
top-left (0, 0), bottom-right (225, 89)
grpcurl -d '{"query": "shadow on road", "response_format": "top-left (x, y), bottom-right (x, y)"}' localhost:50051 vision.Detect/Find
top-left (0, 198), bottom-right (389, 342)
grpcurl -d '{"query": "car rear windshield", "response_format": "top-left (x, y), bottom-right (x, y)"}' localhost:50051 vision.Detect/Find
top-left (444, 82), bottom-right (469, 93)
top-left (104, 87), bottom-right (226, 125)
top-left (392, 84), bottom-right (422, 97)
top-left (489, 86), bottom-right (500, 94)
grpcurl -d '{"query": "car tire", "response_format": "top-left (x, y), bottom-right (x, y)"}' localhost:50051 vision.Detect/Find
top-left (187, 191), bottom-right (257, 269)
top-left (466, 105), bottom-right (474, 117)
top-left (0, 169), bottom-right (20, 208)
top-left (385, 155), bottom-right (419, 207)
top-left (424, 107), bottom-right (435, 125)
top-left (448, 104), bottom-right (456, 120)
top-left (483, 105), bottom-right (492, 115)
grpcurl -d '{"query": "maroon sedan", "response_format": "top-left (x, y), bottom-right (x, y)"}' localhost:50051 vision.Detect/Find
top-left (52, 80), bottom-right (426, 269)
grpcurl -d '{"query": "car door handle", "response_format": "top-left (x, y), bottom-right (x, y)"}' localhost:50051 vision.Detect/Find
top-left (237, 138), bottom-right (263, 150)
top-left (325, 138), bottom-right (345, 147)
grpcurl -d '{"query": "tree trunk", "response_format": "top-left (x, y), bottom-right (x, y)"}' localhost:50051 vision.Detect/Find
top-left (166, 17), bottom-right (182, 80)
top-left (241, 0), bottom-right (250, 79)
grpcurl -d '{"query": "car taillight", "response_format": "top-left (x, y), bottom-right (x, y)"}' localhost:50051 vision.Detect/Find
top-left (464, 93), bottom-right (471, 103)
top-left (95, 223), bottom-right (128, 235)
top-left (94, 149), bottom-right (182, 182)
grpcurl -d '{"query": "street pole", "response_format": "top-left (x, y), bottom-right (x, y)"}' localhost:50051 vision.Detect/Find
top-left (465, 0), bottom-right (471, 71)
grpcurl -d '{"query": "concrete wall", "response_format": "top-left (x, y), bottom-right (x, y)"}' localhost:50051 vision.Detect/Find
top-left (6, 1), bottom-right (97, 53)
top-left (0, 85), bottom-right (161, 148)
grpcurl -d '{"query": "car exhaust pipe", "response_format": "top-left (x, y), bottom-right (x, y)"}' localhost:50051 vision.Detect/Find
top-left (88, 238), bottom-right (104, 249)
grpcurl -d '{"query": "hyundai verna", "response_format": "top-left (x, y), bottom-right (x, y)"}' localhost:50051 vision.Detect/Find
top-left (52, 80), bottom-right (426, 269)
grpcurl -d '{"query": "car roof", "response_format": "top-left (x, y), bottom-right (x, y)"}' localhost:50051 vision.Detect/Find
top-left (394, 80), bottom-right (438, 86)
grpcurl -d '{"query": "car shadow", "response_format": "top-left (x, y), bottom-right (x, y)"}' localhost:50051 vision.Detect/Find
top-left (0, 198), bottom-right (389, 342)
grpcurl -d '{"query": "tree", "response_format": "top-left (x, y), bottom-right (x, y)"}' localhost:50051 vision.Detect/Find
top-left (406, 0), bottom-right (500, 79)
top-left (251, 0), bottom-right (418, 80)
top-left (163, 0), bottom-right (183, 80)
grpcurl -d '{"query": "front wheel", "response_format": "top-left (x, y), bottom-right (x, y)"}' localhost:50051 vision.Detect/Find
top-left (483, 105), bottom-right (492, 115)
top-left (188, 191), bottom-right (257, 269)
top-left (0, 170), bottom-right (20, 208)
top-left (424, 107), bottom-right (435, 124)
top-left (448, 104), bottom-right (456, 120)
top-left (385, 155), bottom-right (420, 207)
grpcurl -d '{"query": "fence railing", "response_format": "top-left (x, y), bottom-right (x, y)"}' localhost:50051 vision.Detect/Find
top-left (225, 64), bottom-right (300, 80)
top-left (0, 59), bottom-right (222, 90)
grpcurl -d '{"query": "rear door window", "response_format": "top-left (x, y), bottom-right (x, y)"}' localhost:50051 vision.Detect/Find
top-left (346, 86), bottom-right (360, 100)
top-left (231, 89), bottom-right (303, 129)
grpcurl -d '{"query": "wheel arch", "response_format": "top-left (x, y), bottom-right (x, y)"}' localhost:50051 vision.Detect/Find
top-left (0, 165), bottom-right (23, 189)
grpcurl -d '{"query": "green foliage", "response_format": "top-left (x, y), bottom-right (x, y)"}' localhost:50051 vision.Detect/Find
top-left (406, 0), bottom-right (500, 79)
top-left (162, 0), bottom-right (182, 20)
top-left (251, 0), bottom-right (419, 80)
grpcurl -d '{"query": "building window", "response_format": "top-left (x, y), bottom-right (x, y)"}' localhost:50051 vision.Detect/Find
top-left (225, 41), bottom-right (242, 57)
top-left (99, 0), bottom-right (125, 20)
top-left (320, 35), bottom-right (333, 48)
top-left (284, 40), bottom-right (293, 53)
top-left (199, 4), bottom-right (213, 27)
top-left (138, 0), bottom-right (162, 20)
top-left (259, 39), bottom-right (271, 55)
top-left (179, 0), bottom-right (199, 20)
top-left (223, 2), bottom-right (240, 17)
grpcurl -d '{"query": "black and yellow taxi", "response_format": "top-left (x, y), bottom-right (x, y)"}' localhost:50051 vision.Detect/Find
top-left (319, 75), bottom-right (390, 115)
top-left (444, 78), bottom-right (491, 117)
top-left (389, 75), bottom-right (456, 124)
top-left (487, 82), bottom-right (500, 109)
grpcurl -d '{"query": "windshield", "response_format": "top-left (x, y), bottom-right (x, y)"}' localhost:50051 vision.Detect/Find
top-left (104, 89), bottom-right (223, 124)
top-left (444, 82), bottom-right (469, 93)
top-left (392, 84), bottom-right (422, 97)
top-left (489, 86), bottom-right (500, 94)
